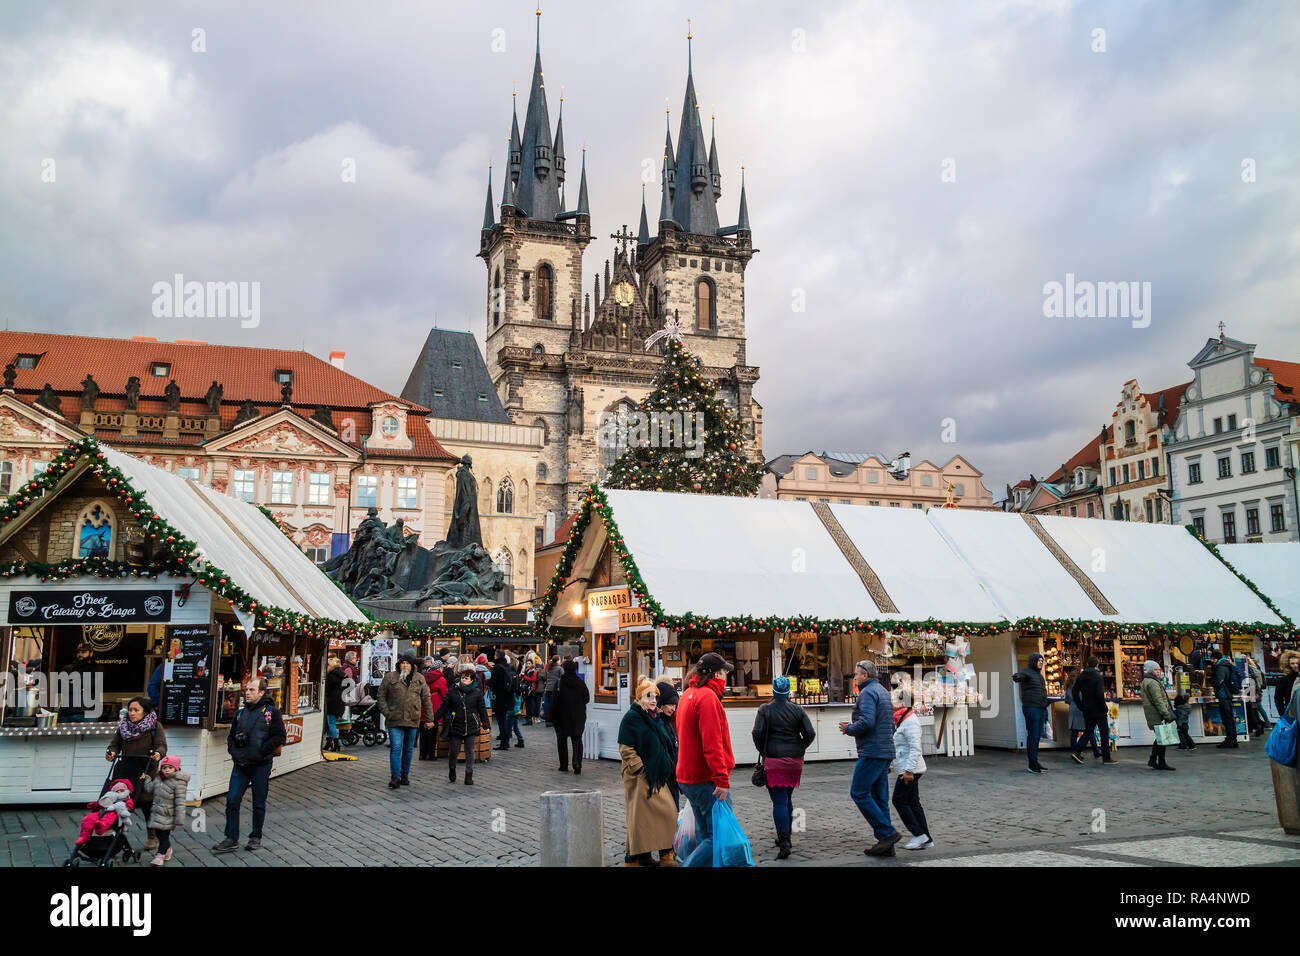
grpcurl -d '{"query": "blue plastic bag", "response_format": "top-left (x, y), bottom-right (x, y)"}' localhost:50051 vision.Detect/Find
top-left (711, 800), bottom-right (754, 867)
top-left (1265, 711), bottom-right (1297, 768)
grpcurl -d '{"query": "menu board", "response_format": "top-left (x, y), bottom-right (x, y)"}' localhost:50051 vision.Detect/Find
top-left (161, 625), bottom-right (216, 726)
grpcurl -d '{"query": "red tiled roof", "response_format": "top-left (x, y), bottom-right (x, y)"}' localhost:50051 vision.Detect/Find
top-left (1142, 382), bottom-right (1190, 429)
top-left (542, 512), bottom-right (580, 550)
top-left (3, 330), bottom-right (455, 462)
top-left (1257, 357), bottom-right (1300, 404)
top-left (1046, 432), bottom-right (1104, 483)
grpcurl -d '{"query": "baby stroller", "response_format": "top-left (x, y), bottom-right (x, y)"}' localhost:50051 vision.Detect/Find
top-left (63, 757), bottom-right (149, 867)
top-left (340, 699), bottom-right (388, 747)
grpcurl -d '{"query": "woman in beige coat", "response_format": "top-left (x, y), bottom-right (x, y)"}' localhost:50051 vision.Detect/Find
top-left (618, 678), bottom-right (679, 866)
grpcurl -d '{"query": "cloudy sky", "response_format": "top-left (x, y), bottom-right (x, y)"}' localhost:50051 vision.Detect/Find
top-left (2, 0), bottom-right (1297, 495)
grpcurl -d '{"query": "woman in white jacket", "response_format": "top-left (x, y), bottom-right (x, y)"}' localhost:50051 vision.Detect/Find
top-left (891, 687), bottom-right (933, 850)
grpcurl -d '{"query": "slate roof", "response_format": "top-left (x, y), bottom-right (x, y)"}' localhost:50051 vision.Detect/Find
top-left (401, 329), bottom-right (511, 424)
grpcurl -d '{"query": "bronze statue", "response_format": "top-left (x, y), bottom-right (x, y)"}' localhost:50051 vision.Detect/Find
top-left (80, 375), bottom-right (99, 410)
top-left (204, 381), bottom-right (223, 415)
top-left (445, 455), bottom-right (482, 549)
top-left (124, 376), bottom-right (141, 410)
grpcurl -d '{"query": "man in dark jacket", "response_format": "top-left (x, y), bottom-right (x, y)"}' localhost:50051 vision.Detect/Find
top-left (840, 660), bottom-right (900, 856)
top-left (553, 660), bottom-right (590, 773)
top-left (1211, 649), bottom-right (1239, 748)
top-left (213, 678), bottom-right (286, 854)
top-left (489, 651), bottom-right (517, 750)
top-left (1071, 657), bottom-right (1114, 764)
top-left (1013, 652), bottom-right (1049, 773)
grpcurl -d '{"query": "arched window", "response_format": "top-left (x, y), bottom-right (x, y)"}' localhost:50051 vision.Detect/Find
top-left (1124, 420), bottom-right (1136, 442)
top-left (532, 343), bottom-right (544, 361)
top-left (695, 277), bottom-right (714, 331)
top-left (493, 547), bottom-right (512, 582)
top-left (492, 268), bottom-right (502, 328)
top-left (75, 501), bottom-right (115, 559)
top-left (519, 478), bottom-right (529, 514)
top-left (496, 477), bottom-right (514, 514)
top-left (536, 264), bottom-right (554, 321)
top-left (536, 461), bottom-right (548, 482)
top-left (532, 417), bottom-right (548, 442)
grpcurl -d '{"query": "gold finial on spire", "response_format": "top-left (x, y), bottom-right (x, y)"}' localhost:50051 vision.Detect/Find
top-left (687, 17), bottom-right (692, 39)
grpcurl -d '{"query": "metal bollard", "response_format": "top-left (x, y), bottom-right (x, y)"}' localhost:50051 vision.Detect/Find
top-left (539, 789), bottom-right (603, 867)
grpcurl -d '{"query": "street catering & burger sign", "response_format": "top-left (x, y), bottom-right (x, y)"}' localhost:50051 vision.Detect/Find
top-left (7, 588), bottom-right (172, 624)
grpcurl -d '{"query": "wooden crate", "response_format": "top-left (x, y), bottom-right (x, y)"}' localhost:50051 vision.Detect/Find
top-left (434, 727), bottom-right (493, 762)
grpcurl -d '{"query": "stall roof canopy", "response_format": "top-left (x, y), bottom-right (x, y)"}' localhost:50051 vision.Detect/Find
top-left (100, 446), bottom-right (367, 622)
top-left (1219, 543), bottom-right (1300, 624)
top-left (566, 489), bottom-right (1286, 629)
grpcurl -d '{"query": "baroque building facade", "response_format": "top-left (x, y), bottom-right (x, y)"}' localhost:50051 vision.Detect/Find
top-left (762, 451), bottom-right (995, 510)
top-left (477, 25), bottom-right (761, 520)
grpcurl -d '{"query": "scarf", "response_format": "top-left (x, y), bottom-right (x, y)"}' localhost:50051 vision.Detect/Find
top-left (893, 706), bottom-right (912, 725)
top-left (617, 703), bottom-right (674, 797)
top-left (118, 709), bottom-right (158, 741)
top-left (688, 673), bottom-right (727, 697)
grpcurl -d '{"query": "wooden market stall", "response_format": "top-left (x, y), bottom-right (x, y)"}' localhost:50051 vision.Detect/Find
top-left (1220, 542), bottom-right (1300, 722)
top-left (0, 439), bottom-right (369, 804)
top-left (539, 487), bottom-right (1291, 764)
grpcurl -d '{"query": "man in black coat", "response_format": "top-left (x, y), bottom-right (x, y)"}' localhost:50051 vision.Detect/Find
top-left (489, 651), bottom-right (516, 751)
top-left (213, 677), bottom-right (286, 853)
top-left (1070, 657), bottom-right (1114, 764)
top-left (552, 660), bottom-right (590, 774)
top-left (1012, 652), bottom-right (1049, 773)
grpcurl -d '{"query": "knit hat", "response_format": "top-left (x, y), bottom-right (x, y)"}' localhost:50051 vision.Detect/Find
top-left (475, 654), bottom-right (488, 665)
top-left (1143, 660), bottom-right (1160, 674)
top-left (159, 756), bottom-right (181, 771)
top-left (772, 675), bottom-right (791, 699)
top-left (655, 680), bottom-right (679, 707)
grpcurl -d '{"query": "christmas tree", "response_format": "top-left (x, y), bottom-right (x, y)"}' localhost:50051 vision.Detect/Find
top-left (602, 326), bottom-right (760, 496)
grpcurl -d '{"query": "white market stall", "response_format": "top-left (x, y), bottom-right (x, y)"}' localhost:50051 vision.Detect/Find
top-left (0, 439), bottom-right (370, 805)
top-left (1219, 542), bottom-right (1300, 720)
top-left (539, 486), bottom-right (1290, 764)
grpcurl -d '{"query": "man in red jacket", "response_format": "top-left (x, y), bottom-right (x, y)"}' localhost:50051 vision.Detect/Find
top-left (419, 658), bottom-right (448, 761)
top-left (675, 652), bottom-right (736, 866)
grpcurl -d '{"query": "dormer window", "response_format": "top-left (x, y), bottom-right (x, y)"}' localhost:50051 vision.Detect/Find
top-left (16, 354), bottom-right (39, 370)
top-left (451, 361), bottom-right (462, 370)
top-left (477, 393), bottom-right (488, 402)
top-left (274, 369), bottom-right (293, 386)
top-left (151, 362), bottom-right (171, 378)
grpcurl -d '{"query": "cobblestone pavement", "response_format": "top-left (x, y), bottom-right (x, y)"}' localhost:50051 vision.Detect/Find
top-left (3, 721), bottom-right (1297, 867)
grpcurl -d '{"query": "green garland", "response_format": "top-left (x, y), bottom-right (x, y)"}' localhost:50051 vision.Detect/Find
top-left (1186, 524), bottom-right (1297, 635)
top-left (534, 483), bottom-right (1295, 641)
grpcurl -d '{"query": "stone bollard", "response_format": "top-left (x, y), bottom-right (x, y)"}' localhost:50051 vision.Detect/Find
top-left (539, 789), bottom-right (603, 867)
top-left (1272, 761), bottom-right (1300, 835)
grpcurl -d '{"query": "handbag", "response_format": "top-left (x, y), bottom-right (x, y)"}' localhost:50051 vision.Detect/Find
top-left (1153, 720), bottom-right (1179, 746)
top-left (1264, 689), bottom-right (1298, 767)
top-left (751, 705), bottom-right (772, 787)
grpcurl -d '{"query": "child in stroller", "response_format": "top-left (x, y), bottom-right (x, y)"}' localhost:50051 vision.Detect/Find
top-left (65, 775), bottom-right (141, 867)
top-left (338, 676), bottom-right (386, 747)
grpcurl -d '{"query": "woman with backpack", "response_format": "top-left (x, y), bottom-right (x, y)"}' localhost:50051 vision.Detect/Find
top-left (751, 675), bottom-right (815, 859)
top-left (438, 663), bottom-right (491, 785)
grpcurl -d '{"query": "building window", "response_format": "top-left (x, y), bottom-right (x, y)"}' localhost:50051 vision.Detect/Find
top-left (16, 354), bottom-right (39, 370)
top-left (954, 483), bottom-right (965, 496)
top-left (270, 471), bottom-right (294, 504)
top-left (805, 467), bottom-right (818, 480)
top-left (839, 499), bottom-right (852, 504)
top-left (1188, 461), bottom-right (1201, 484)
top-left (151, 362), bottom-right (170, 378)
top-left (1265, 446), bottom-right (1281, 469)
top-left (818, 497), bottom-right (831, 503)
top-left (1227, 414), bottom-right (1237, 430)
top-left (0, 461), bottom-right (11, 495)
top-left (1217, 457), bottom-right (1231, 479)
top-left (911, 503), bottom-right (923, 509)
top-left (1145, 500), bottom-right (1153, 523)
top-left (1271, 503), bottom-right (1287, 533)
top-left (535, 527), bottom-right (544, 547)
top-left (1113, 501), bottom-right (1124, 520)
top-left (304, 547), bottom-right (328, 566)
top-left (496, 478), bottom-right (514, 514)
top-left (1121, 464), bottom-right (1130, 483)
top-left (75, 502), bottom-right (114, 559)
top-left (869, 500), bottom-right (880, 506)
top-left (890, 502), bottom-right (901, 508)
top-left (1151, 457), bottom-right (1159, 477)
top-left (695, 277), bottom-right (715, 331)
top-left (1245, 507), bottom-right (1260, 537)
top-left (1155, 499), bottom-right (1162, 522)
top-left (356, 475), bottom-right (378, 508)
top-left (396, 476), bottom-right (418, 509)
top-left (1109, 467), bottom-right (1116, 486)
top-left (1086, 503), bottom-right (1095, 518)
top-left (308, 472), bottom-right (330, 505)
top-left (274, 369), bottom-right (293, 386)
top-left (1070, 505), bottom-right (1077, 516)
top-left (1221, 511), bottom-right (1236, 543)
top-left (477, 393), bottom-right (488, 402)
top-left (1241, 451), bottom-right (1256, 474)
top-left (535, 264), bottom-right (554, 321)
top-left (451, 360), bottom-right (462, 370)
top-left (32, 461), bottom-right (48, 476)
top-left (1213, 418), bottom-right (1222, 434)
top-left (232, 469), bottom-right (256, 503)
top-left (177, 466), bottom-right (200, 481)
top-left (1124, 420), bottom-right (1135, 442)
top-left (921, 475), bottom-right (933, 487)
top-left (492, 268), bottom-right (502, 328)
top-left (1192, 515), bottom-right (1205, 537)
top-left (536, 462), bottom-right (547, 481)
top-left (867, 471), bottom-right (878, 483)
top-left (1137, 461), bottom-right (1145, 480)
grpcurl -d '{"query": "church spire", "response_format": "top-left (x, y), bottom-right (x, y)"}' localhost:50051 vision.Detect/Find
top-left (637, 184), bottom-right (650, 246)
top-left (670, 28), bottom-right (720, 235)
top-left (553, 92), bottom-right (566, 185)
top-left (658, 153), bottom-right (674, 226)
top-left (482, 166), bottom-right (495, 230)
top-left (736, 166), bottom-right (750, 232)
top-left (708, 114), bottom-right (721, 200)
top-left (514, 8), bottom-right (560, 221)
top-left (508, 92), bottom-right (521, 183)
top-left (576, 149), bottom-right (590, 216)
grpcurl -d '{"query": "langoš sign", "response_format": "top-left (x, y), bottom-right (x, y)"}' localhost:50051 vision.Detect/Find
top-left (7, 589), bottom-right (172, 624)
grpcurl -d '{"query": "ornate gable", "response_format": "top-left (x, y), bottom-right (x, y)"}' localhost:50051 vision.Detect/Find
top-left (224, 420), bottom-right (335, 457)
top-left (581, 240), bottom-right (658, 353)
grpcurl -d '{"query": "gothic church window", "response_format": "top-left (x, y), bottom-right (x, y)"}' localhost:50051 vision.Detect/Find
top-left (492, 269), bottom-right (502, 328)
top-left (695, 277), bottom-right (715, 331)
top-left (75, 501), bottom-right (115, 559)
top-left (493, 547), bottom-right (512, 583)
top-left (497, 477), bottom-right (514, 514)
top-left (536, 264), bottom-right (554, 321)
top-left (536, 462), bottom-right (547, 481)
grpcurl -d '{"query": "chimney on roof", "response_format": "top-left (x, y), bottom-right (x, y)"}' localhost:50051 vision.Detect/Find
top-left (132, 336), bottom-right (157, 342)
top-left (329, 350), bottom-right (346, 371)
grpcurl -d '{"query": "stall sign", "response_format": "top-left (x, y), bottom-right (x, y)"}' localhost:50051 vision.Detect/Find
top-left (662, 646), bottom-right (684, 665)
top-left (441, 606), bottom-right (530, 626)
top-left (618, 607), bottom-right (651, 629)
top-left (588, 588), bottom-right (630, 611)
top-left (1229, 636), bottom-right (1254, 655)
top-left (161, 625), bottom-right (216, 726)
top-left (9, 588), bottom-right (172, 624)
top-left (283, 715), bottom-right (304, 746)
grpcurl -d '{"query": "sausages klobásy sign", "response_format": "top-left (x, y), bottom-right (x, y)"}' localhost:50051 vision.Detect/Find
top-left (8, 589), bottom-right (172, 624)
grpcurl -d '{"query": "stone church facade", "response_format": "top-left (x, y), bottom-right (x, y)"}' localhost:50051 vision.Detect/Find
top-left (478, 26), bottom-right (762, 519)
